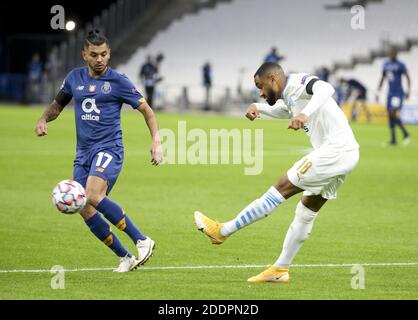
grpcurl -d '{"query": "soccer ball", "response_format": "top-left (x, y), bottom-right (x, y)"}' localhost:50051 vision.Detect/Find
top-left (52, 180), bottom-right (87, 214)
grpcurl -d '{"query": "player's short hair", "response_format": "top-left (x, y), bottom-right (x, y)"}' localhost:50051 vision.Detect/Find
top-left (84, 29), bottom-right (109, 49)
top-left (254, 62), bottom-right (283, 78)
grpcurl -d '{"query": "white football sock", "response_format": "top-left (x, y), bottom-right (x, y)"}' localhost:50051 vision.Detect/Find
top-left (221, 186), bottom-right (286, 237)
top-left (274, 201), bottom-right (317, 268)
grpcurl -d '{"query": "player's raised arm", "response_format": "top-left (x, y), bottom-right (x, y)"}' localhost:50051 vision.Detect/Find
top-left (137, 101), bottom-right (163, 166)
top-left (245, 100), bottom-right (291, 121)
top-left (288, 80), bottom-right (335, 130)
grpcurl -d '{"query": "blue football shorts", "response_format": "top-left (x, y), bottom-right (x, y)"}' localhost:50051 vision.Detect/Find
top-left (387, 94), bottom-right (404, 112)
top-left (73, 146), bottom-right (124, 195)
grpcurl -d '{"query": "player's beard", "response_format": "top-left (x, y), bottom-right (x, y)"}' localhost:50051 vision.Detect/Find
top-left (265, 87), bottom-right (278, 106)
top-left (90, 62), bottom-right (107, 76)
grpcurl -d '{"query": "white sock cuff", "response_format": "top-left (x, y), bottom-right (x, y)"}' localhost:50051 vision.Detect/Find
top-left (296, 201), bottom-right (317, 222)
top-left (267, 186), bottom-right (286, 204)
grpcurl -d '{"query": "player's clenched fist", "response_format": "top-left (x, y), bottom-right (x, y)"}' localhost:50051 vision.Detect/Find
top-left (288, 113), bottom-right (308, 131)
top-left (35, 119), bottom-right (48, 136)
top-left (245, 104), bottom-right (260, 121)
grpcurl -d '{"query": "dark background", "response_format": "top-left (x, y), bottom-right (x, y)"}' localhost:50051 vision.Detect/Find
top-left (0, 1), bottom-right (115, 73)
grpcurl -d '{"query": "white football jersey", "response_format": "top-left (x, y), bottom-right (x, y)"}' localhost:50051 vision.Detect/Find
top-left (281, 73), bottom-right (359, 151)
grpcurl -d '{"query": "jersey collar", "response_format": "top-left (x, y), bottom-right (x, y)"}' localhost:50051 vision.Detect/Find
top-left (85, 66), bottom-right (111, 80)
top-left (281, 73), bottom-right (292, 99)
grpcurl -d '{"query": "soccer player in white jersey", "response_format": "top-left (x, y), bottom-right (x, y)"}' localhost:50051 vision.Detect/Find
top-left (194, 62), bottom-right (360, 283)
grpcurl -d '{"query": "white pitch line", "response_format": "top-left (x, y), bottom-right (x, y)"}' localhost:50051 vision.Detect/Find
top-left (0, 262), bottom-right (418, 274)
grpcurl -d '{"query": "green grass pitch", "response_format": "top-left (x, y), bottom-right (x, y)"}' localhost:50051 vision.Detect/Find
top-left (0, 105), bottom-right (417, 300)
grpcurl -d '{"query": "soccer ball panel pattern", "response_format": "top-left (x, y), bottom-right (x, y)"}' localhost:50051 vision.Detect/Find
top-left (52, 180), bottom-right (87, 214)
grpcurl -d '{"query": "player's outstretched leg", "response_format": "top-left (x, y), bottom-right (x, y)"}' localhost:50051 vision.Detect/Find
top-left (194, 177), bottom-right (301, 245)
top-left (248, 196), bottom-right (325, 283)
top-left (83, 208), bottom-right (140, 273)
top-left (194, 186), bottom-right (285, 244)
top-left (96, 197), bottom-right (155, 266)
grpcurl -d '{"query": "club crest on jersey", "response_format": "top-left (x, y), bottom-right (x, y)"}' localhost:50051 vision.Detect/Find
top-left (301, 75), bottom-right (309, 85)
top-left (101, 82), bottom-right (112, 94)
top-left (89, 85), bottom-right (96, 92)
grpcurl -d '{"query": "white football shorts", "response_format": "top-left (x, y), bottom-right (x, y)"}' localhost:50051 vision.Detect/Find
top-left (287, 147), bottom-right (360, 200)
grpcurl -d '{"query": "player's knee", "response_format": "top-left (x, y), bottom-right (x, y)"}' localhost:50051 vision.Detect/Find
top-left (302, 200), bottom-right (326, 213)
top-left (79, 203), bottom-right (97, 221)
top-left (85, 189), bottom-right (105, 207)
top-left (274, 176), bottom-right (301, 199)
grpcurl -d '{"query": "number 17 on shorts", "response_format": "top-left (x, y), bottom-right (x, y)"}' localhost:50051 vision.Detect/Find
top-left (95, 152), bottom-right (113, 173)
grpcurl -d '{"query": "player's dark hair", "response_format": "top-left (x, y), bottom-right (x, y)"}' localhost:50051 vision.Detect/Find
top-left (84, 29), bottom-right (109, 48)
top-left (254, 62), bottom-right (282, 78)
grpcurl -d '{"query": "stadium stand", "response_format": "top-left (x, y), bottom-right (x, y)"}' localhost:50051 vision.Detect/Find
top-left (114, 0), bottom-right (418, 108)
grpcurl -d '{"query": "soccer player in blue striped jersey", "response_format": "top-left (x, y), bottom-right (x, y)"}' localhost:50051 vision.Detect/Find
top-left (35, 30), bottom-right (163, 272)
top-left (377, 49), bottom-right (411, 146)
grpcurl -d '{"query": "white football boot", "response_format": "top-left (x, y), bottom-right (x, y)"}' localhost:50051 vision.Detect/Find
top-left (136, 237), bottom-right (155, 266)
top-left (113, 255), bottom-right (140, 273)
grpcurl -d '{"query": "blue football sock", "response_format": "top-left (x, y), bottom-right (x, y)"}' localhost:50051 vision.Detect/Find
top-left (85, 212), bottom-right (131, 258)
top-left (97, 197), bottom-right (147, 243)
top-left (395, 117), bottom-right (409, 138)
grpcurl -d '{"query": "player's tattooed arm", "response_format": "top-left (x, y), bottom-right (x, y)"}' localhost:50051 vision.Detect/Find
top-left (137, 101), bottom-right (163, 166)
top-left (34, 101), bottom-right (65, 136)
top-left (43, 101), bottom-right (65, 122)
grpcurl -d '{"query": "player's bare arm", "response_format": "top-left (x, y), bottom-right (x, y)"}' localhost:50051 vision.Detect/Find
top-left (137, 101), bottom-right (163, 166)
top-left (405, 71), bottom-right (411, 99)
top-left (376, 73), bottom-right (386, 102)
top-left (34, 101), bottom-right (65, 136)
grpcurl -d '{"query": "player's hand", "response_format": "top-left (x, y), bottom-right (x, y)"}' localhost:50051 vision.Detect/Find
top-left (288, 113), bottom-right (308, 131)
top-left (35, 119), bottom-right (48, 136)
top-left (150, 140), bottom-right (163, 166)
top-left (245, 104), bottom-right (260, 121)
